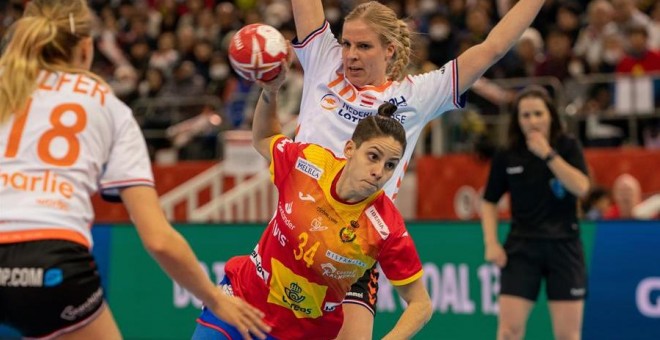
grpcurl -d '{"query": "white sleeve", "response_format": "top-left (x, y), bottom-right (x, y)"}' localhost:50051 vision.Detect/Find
top-left (292, 21), bottom-right (343, 83)
top-left (98, 95), bottom-right (154, 202)
top-left (408, 59), bottom-right (465, 121)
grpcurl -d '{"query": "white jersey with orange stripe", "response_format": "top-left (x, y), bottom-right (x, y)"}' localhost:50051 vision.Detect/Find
top-left (0, 71), bottom-right (153, 248)
top-left (292, 21), bottom-right (464, 200)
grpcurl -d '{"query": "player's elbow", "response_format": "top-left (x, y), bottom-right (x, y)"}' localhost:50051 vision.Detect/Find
top-left (142, 229), bottom-right (178, 256)
top-left (480, 40), bottom-right (509, 64)
top-left (419, 298), bottom-right (433, 325)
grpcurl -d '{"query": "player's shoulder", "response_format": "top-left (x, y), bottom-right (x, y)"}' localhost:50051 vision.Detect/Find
top-left (368, 194), bottom-right (404, 225)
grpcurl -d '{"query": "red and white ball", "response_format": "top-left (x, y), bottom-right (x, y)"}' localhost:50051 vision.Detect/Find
top-left (228, 23), bottom-right (288, 82)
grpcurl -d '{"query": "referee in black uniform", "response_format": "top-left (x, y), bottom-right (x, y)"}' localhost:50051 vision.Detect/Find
top-left (481, 86), bottom-right (590, 340)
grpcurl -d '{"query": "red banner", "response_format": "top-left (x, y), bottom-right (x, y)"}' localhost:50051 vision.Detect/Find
top-left (417, 148), bottom-right (660, 220)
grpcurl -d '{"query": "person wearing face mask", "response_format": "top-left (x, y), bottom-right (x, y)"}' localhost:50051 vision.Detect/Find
top-left (289, 0), bottom-right (547, 337)
top-left (481, 86), bottom-right (590, 340)
top-left (427, 13), bottom-right (458, 67)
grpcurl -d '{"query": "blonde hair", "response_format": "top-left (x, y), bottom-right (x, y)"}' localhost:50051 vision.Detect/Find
top-left (0, 0), bottom-right (105, 123)
top-left (345, 1), bottom-right (411, 82)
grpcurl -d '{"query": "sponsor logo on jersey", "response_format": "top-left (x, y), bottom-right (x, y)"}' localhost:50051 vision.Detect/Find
top-left (0, 169), bottom-right (75, 200)
top-left (281, 282), bottom-right (313, 315)
top-left (44, 268), bottom-right (63, 287)
top-left (570, 287), bottom-right (586, 297)
top-left (278, 203), bottom-right (296, 230)
top-left (320, 93), bottom-right (340, 110)
top-left (323, 301), bottom-right (342, 312)
top-left (250, 246), bottom-right (270, 283)
top-left (285, 201), bottom-right (293, 214)
top-left (60, 287), bottom-right (103, 321)
top-left (345, 291), bottom-right (364, 299)
top-left (298, 192), bottom-right (316, 202)
top-left (276, 137), bottom-right (292, 153)
top-left (309, 217), bottom-right (328, 232)
top-left (0, 267), bottom-right (44, 287)
top-left (272, 221), bottom-right (288, 246)
top-left (366, 206), bottom-right (390, 240)
top-left (325, 250), bottom-right (367, 268)
top-left (316, 206), bottom-right (338, 224)
top-left (295, 158), bottom-right (323, 180)
top-left (506, 166), bottom-right (524, 174)
top-left (321, 263), bottom-right (357, 279)
top-left (268, 259), bottom-right (326, 318)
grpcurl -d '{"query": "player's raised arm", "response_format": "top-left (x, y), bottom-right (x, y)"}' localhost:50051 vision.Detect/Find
top-left (456, 0), bottom-right (545, 94)
top-left (252, 63), bottom-right (289, 162)
top-left (291, 0), bottom-right (326, 41)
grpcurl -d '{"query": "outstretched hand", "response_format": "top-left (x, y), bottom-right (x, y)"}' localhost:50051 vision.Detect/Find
top-left (206, 292), bottom-right (271, 340)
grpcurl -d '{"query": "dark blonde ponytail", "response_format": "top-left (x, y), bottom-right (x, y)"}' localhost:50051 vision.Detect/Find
top-left (0, 0), bottom-right (102, 123)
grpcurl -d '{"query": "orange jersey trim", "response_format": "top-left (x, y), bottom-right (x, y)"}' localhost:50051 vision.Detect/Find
top-left (0, 228), bottom-right (90, 248)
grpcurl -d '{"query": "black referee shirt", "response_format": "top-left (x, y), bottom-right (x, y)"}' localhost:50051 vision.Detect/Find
top-left (483, 135), bottom-right (588, 239)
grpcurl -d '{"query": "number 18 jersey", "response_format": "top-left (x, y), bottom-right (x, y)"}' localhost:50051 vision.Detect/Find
top-left (0, 71), bottom-right (153, 248)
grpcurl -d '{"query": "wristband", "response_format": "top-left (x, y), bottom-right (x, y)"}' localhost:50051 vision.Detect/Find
top-left (544, 149), bottom-right (557, 163)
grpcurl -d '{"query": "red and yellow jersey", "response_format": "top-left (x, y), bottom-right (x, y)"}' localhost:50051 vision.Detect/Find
top-left (224, 135), bottom-right (423, 339)
top-left (0, 71), bottom-right (153, 248)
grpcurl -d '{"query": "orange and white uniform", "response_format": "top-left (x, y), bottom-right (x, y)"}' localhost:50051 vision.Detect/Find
top-left (0, 71), bottom-right (153, 248)
top-left (222, 135), bottom-right (423, 339)
top-left (293, 21), bottom-right (465, 199)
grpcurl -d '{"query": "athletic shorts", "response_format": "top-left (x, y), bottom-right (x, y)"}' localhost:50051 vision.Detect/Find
top-left (500, 237), bottom-right (587, 301)
top-left (0, 240), bottom-right (106, 338)
top-left (194, 277), bottom-right (277, 340)
top-left (343, 264), bottom-right (379, 315)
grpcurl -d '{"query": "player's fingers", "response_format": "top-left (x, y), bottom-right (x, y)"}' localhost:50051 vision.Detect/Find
top-left (245, 307), bottom-right (271, 335)
top-left (236, 322), bottom-right (254, 340)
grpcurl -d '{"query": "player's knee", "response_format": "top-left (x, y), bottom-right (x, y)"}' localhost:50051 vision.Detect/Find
top-left (498, 323), bottom-right (525, 340)
top-left (553, 329), bottom-right (581, 340)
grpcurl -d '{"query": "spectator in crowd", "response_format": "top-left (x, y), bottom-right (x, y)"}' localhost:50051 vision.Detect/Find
top-left (650, 1), bottom-right (660, 50)
top-left (582, 186), bottom-right (612, 220)
top-left (604, 173), bottom-right (643, 219)
top-left (616, 24), bottom-right (660, 76)
top-left (149, 31), bottom-right (179, 75)
top-left (555, 1), bottom-right (582, 44)
top-left (507, 27), bottom-right (544, 78)
top-left (611, 0), bottom-right (652, 35)
top-left (536, 28), bottom-right (586, 82)
top-left (426, 12), bottom-right (459, 68)
top-left (573, 0), bottom-right (619, 74)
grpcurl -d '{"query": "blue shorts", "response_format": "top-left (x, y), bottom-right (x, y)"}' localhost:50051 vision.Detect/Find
top-left (192, 276), bottom-right (277, 340)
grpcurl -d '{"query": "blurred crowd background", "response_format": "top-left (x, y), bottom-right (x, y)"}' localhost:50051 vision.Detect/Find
top-left (1, 0), bottom-right (659, 220)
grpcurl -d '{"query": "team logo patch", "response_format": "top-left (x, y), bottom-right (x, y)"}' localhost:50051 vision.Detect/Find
top-left (295, 158), bottom-right (323, 180)
top-left (549, 178), bottom-right (566, 199)
top-left (366, 206), bottom-right (390, 240)
top-left (339, 227), bottom-right (356, 243)
top-left (320, 93), bottom-right (340, 110)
